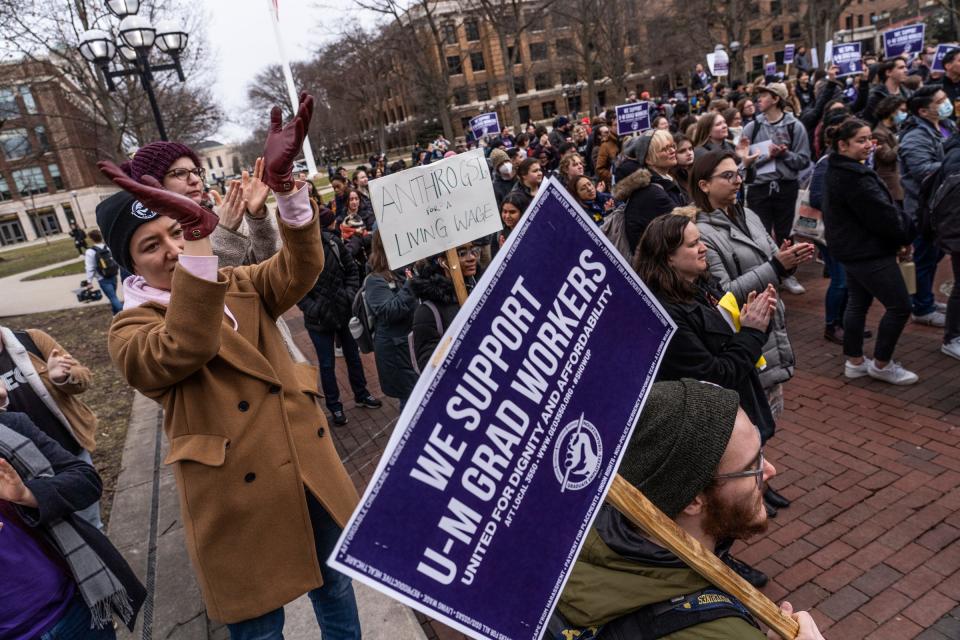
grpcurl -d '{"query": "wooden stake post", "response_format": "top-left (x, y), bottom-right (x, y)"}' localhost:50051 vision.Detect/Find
top-left (445, 256), bottom-right (798, 639)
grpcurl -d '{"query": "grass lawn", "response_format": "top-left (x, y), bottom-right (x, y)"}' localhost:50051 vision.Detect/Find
top-left (0, 238), bottom-right (81, 279)
top-left (3, 306), bottom-right (133, 526)
top-left (22, 260), bottom-right (85, 281)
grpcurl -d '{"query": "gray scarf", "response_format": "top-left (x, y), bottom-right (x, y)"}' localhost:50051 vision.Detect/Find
top-left (0, 423), bottom-right (133, 629)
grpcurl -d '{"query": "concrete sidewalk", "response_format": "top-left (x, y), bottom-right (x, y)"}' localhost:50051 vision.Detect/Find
top-left (109, 392), bottom-right (425, 639)
top-left (0, 256), bottom-right (110, 317)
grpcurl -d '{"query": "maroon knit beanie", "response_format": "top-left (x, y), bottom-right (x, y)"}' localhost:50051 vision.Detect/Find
top-left (122, 141), bottom-right (202, 183)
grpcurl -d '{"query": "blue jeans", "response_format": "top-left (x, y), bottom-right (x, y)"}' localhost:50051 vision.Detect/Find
top-left (912, 234), bottom-right (945, 316)
top-left (40, 595), bottom-right (117, 640)
top-left (307, 327), bottom-right (370, 413)
top-left (226, 493), bottom-right (361, 640)
top-left (821, 245), bottom-right (847, 327)
top-left (97, 277), bottom-right (123, 315)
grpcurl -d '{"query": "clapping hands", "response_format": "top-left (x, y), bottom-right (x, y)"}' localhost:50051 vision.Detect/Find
top-left (775, 239), bottom-right (815, 270)
top-left (740, 284), bottom-right (778, 331)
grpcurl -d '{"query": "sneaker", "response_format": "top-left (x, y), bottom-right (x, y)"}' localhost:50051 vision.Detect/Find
top-left (867, 360), bottom-right (919, 385)
top-left (335, 346), bottom-right (344, 357)
top-left (912, 311), bottom-right (946, 327)
top-left (935, 301), bottom-right (947, 313)
top-left (356, 395), bottom-right (382, 409)
top-left (844, 358), bottom-right (872, 379)
top-left (781, 275), bottom-right (806, 295)
top-left (942, 338), bottom-right (960, 361)
top-left (331, 409), bottom-right (348, 426)
top-left (722, 554), bottom-right (768, 588)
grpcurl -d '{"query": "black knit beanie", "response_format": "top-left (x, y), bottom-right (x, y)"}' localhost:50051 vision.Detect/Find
top-left (618, 379), bottom-right (740, 518)
top-left (95, 191), bottom-right (159, 273)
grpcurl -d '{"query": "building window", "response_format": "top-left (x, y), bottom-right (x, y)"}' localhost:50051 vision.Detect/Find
top-left (534, 72), bottom-right (552, 91)
top-left (34, 126), bottom-right (50, 153)
top-left (0, 128), bottom-right (31, 161)
top-left (555, 39), bottom-right (573, 56)
top-left (0, 89), bottom-right (16, 119)
top-left (28, 206), bottom-right (61, 236)
top-left (775, 50), bottom-right (785, 65)
top-left (529, 42), bottom-right (548, 61)
top-left (0, 175), bottom-right (10, 200)
top-left (464, 19), bottom-right (480, 42)
top-left (752, 55), bottom-right (764, 72)
top-left (772, 25), bottom-right (784, 41)
top-left (770, 0), bottom-right (781, 15)
top-left (749, 29), bottom-right (762, 45)
top-left (470, 52), bottom-right (485, 72)
top-left (857, 14), bottom-right (864, 27)
top-left (443, 23), bottom-right (456, 45)
top-left (12, 167), bottom-right (46, 196)
top-left (62, 203), bottom-right (75, 225)
top-left (206, 157), bottom-right (214, 169)
top-left (446, 55), bottom-right (463, 75)
top-left (519, 105), bottom-right (531, 122)
top-left (552, 13), bottom-right (572, 29)
top-left (789, 22), bottom-right (801, 39)
top-left (452, 87), bottom-right (469, 105)
top-left (560, 68), bottom-right (578, 85)
top-left (507, 46), bottom-right (521, 65)
top-left (542, 101), bottom-right (557, 118)
top-left (527, 13), bottom-right (544, 32)
top-left (845, 15), bottom-right (853, 30)
top-left (18, 86), bottom-right (36, 114)
top-left (47, 164), bottom-right (63, 190)
top-left (475, 83), bottom-right (490, 102)
top-left (216, 156), bottom-right (223, 168)
top-left (514, 76), bottom-right (527, 94)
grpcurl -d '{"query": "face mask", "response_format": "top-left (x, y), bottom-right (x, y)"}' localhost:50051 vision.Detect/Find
top-left (498, 163), bottom-right (514, 178)
top-left (894, 111), bottom-right (907, 125)
top-left (939, 100), bottom-right (954, 119)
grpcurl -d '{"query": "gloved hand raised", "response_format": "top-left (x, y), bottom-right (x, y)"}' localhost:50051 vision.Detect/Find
top-left (263, 92), bottom-right (314, 194)
top-left (98, 160), bottom-right (219, 240)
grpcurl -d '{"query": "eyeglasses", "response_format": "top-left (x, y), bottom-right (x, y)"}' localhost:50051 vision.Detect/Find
top-left (714, 447), bottom-right (765, 490)
top-left (164, 167), bottom-right (206, 182)
top-left (710, 167), bottom-right (746, 184)
top-left (456, 247), bottom-right (482, 259)
top-left (660, 144), bottom-right (677, 153)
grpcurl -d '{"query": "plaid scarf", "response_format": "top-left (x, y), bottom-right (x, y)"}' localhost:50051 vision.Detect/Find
top-left (0, 423), bottom-right (133, 629)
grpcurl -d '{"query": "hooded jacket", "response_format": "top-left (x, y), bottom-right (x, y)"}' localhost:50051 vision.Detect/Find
top-left (741, 111), bottom-right (811, 184)
top-left (695, 206), bottom-right (795, 389)
top-left (297, 230), bottom-right (359, 333)
top-left (898, 114), bottom-right (957, 219)
top-left (409, 261), bottom-right (473, 372)
top-left (557, 506), bottom-right (764, 639)
top-left (614, 158), bottom-right (689, 254)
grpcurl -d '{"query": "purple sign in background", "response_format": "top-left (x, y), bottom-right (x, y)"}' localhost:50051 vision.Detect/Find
top-left (883, 24), bottom-right (924, 60)
top-left (834, 42), bottom-right (862, 77)
top-left (615, 101), bottom-right (652, 136)
top-left (469, 112), bottom-right (501, 139)
top-left (932, 43), bottom-right (960, 73)
top-left (765, 61), bottom-right (776, 76)
top-left (783, 44), bottom-right (795, 66)
top-left (331, 179), bottom-right (675, 640)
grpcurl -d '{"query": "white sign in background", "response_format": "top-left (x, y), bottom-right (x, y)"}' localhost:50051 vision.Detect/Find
top-left (370, 148), bottom-right (502, 269)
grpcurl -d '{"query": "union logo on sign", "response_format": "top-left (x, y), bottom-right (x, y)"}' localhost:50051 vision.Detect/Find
top-left (553, 414), bottom-right (602, 493)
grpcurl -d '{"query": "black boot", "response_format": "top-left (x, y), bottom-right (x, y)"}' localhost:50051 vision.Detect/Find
top-left (765, 501), bottom-right (778, 518)
top-left (764, 486), bottom-right (791, 509)
top-left (722, 554), bottom-right (768, 588)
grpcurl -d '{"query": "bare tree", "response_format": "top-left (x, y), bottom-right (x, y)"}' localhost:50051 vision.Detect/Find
top-left (803, 0), bottom-right (855, 53)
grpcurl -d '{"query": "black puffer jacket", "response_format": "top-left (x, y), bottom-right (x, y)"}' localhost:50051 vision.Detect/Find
top-left (409, 261), bottom-right (475, 372)
top-left (613, 159), bottom-right (689, 254)
top-left (822, 154), bottom-right (914, 263)
top-left (297, 230), bottom-right (360, 332)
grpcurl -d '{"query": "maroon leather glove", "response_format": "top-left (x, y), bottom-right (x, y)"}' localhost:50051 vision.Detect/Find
top-left (263, 92), bottom-right (314, 193)
top-left (98, 160), bottom-right (219, 240)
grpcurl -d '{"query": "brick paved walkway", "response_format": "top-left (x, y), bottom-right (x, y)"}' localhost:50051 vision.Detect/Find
top-left (284, 256), bottom-right (960, 639)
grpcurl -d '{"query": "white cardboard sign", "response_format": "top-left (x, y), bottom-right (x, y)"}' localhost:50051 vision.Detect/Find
top-left (370, 148), bottom-right (501, 269)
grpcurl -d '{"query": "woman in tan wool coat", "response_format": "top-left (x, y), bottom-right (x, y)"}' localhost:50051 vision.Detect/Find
top-left (96, 96), bottom-right (362, 639)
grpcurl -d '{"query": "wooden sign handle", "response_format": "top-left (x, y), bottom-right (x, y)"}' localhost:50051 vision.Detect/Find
top-left (606, 474), bottom-right (800, 639)
top-left (445, 247), bottom-right (470, 306)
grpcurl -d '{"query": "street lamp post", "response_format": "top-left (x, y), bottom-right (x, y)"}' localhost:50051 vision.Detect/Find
top-left (70, 190), bottom-right (88, 229)
top-left (78, 1), bottom-right (188, 141)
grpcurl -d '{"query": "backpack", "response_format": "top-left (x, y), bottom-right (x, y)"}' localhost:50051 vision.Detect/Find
top-left (928, 172), bottom-right (960, 252)
top-left (348, 276), bottom-right (376, 354)
top-left (543, 588), bottom-right (759, 640)
top-left (409, 300), bottom-right (444, 375)
top-left (599, 203), bottom-right (633, 262)
top-left (13, 330), bottom-right (42, 359)
top-left (92, 245), bottom-right (119, 279)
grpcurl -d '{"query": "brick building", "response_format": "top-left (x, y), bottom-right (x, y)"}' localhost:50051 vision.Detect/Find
top-left (0, 58), bottom-right (112, 245)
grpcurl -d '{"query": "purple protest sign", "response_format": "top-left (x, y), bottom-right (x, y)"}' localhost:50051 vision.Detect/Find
top-left (932, 43), bottom-right (960, 73)
top-left (615, 101), bottom-right (652, 136)
top-left (783, 44), bottom-right (795, 66)
top-left (883, 24), bottom-right (924, 60)
top-left (330, 178), bottom-right (675, 640)
top-left (764, 61), bottom-right (776, 76)
top-left (469, 112), bottom-right (501, 139)
top-left (834, 42), bottom-right (862, 77)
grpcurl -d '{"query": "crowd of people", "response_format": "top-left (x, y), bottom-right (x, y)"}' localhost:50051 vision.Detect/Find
top-left (3, 40), bottom-right (960, 640)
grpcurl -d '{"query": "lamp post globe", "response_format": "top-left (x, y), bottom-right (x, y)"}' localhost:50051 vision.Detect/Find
top-left (78, 29), bottom-right (116, 64)
top-left (118, 44), bottom-right (139, 63)
top-left (118, 14), bottom-right (156, 50)
top-left (105, 0), bottom-right (140, 18)
top-left (155, 21), bottom-right (189, 55)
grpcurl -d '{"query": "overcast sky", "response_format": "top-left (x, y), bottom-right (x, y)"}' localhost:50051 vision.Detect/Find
top-left (205, 0), bottom-right (377, 143)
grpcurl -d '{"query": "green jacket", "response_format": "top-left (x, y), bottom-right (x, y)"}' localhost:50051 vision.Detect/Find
top-left (557, 507), bottom-right (765, 640)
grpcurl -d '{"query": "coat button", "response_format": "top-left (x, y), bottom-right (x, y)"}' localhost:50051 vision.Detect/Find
top-left (238, 400), bottom-right (249, 412)
top-left (269, 385), bottom-right (281, 394)
top-left (244, 472), bottom-right (256, 483)
top-left (317, 427), bottom-right (325, 438)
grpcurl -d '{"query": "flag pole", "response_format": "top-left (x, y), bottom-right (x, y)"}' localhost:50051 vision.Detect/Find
top-left (266, 0), bottom-right (318, 178)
